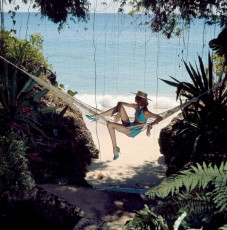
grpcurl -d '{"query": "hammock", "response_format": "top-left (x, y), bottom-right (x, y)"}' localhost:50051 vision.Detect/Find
top-left (0, 55), bottom-right (225, 134)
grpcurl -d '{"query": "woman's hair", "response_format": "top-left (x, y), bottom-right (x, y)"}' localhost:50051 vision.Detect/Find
top-left (135, 96), bottom-right (148, 107)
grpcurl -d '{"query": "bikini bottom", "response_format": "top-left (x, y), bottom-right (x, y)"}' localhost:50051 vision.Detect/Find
top-left (127, 122), bottom-right (142, 138)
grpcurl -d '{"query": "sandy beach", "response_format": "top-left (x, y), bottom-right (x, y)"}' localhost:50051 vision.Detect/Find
top-left (84, 108), bottom-right (178, 190)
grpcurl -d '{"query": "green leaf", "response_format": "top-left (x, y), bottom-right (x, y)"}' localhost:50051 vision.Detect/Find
top-left (146, 162), bottom-right (227, 199)
top-left (208, 53), bottom-right (213, 89)
top-left (184, 61), bottom-right (198, 88)
top-left (189, 62), bottom-right (204, 91)
top-left (34, 67), bottom-right (42, 77)
top-left (40, 106), bottom-right (58, 114)
top-left (169, 76), bottom-right (181, 83)
top-left (12, 69), bottom-right (18, 106)
top-left (33, 88), bottom-right (49, 102)
top-left (17, 78), bottom-right (36, 99)
top-left (160, 78), bottom-right (179, 88)
top-left (198, 56), bottom-right (208, 89)
top-left (182, 82), bottom-right (197, 93)
top-left (15, 100), bottom-right (30, 114)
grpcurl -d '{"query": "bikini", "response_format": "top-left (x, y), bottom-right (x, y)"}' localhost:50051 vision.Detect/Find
top-left (128, 106), bottom-right (148, 138)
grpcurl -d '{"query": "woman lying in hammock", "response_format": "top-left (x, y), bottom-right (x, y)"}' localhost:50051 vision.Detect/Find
top-left (86, 91), bottom-right (163, 160)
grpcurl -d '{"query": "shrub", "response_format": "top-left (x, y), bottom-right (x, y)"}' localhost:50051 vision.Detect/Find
top-left (0, 30), bottom-right (50, 74)
top-left (160, 54), bottom-right (227, 159)
top-left (144, 162), bottom-right (227, 230)
top-left (0, 134), bottom-right (34, 197)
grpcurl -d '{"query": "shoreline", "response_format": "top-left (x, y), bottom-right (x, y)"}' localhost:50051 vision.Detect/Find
top-left (84, 108), bottom-right (178, 189)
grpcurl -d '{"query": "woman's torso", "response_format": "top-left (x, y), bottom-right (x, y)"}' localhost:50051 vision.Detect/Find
top-left (134, 106), bottom-right (148, 124)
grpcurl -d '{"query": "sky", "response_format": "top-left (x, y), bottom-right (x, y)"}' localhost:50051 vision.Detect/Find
top-left (2, 0), bottom-right (133, 14)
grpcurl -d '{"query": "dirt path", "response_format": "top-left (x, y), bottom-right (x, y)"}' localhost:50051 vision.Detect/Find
top-left (40, 184), bottom-right (152, 229)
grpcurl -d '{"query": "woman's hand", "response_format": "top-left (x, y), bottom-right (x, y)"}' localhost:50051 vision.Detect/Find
top-left (146, 125), bottom-right (152, 137)
top-left (114, 112), bottom-right (121, 123)
top-left (146, 117), bottom-right (163, 136)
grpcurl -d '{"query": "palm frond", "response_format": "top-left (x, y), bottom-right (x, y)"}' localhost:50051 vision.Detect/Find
top-left (198, 56), bottom-right (208, 89)
top-left (208, 53), bottom-right (213, 89)
top-left (189, 62), bottom-right (204, 91)
top-left (184, 61), bottom-right (198, 88)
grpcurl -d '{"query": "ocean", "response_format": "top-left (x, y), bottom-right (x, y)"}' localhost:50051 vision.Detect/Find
top-left (4, 12), bottom-right (221, 111)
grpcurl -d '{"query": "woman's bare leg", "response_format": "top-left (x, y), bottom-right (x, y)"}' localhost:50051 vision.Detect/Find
top-left (90, 107), bottom-right (116, 119)
top-left (90, 102), bottom-right (130, 125)
top-left (107, 121), bottom-right (131, 156)
top-left (117, 103), bottom-right (130, 125)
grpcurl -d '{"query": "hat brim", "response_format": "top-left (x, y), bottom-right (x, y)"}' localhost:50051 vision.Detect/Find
top-left (131, 92), bottom-right (152, 101)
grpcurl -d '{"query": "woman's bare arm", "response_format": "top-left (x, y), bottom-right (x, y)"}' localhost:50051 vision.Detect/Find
top-left (118, 102), bottom-right (137, 109)
top-left (144, 110), bottom-right (163, 136)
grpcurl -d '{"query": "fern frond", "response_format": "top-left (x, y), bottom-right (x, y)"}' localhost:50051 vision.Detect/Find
top-left (165, 191), bottom-right (213, 216)
top-left (212, 185), bottom-right (227, 212)
top-left (219, 224), bottom-right (227, 230)
top-left (146, 162), bottom-right (227, 199)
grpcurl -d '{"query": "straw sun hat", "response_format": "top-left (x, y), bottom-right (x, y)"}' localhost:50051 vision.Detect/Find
top-left (131, 91), bottom-right (152, 101)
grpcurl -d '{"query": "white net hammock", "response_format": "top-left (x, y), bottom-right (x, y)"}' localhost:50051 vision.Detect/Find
top-left (1, 55), bottom-right (225, 134)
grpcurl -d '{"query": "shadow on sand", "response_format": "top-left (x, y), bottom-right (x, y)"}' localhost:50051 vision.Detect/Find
top-left (86, 156), bottom-right (167, 190)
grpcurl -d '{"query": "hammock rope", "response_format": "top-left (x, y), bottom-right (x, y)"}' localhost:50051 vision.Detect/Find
top-left (1, 55), bottom-right (225, 134)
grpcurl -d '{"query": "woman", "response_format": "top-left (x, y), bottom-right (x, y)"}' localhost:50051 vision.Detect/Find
top-left (86, 91), bottom-right (163, 160)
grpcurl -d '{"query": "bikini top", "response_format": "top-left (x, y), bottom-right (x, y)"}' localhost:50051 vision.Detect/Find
top-left (134, 106), bottom-right (148, 122)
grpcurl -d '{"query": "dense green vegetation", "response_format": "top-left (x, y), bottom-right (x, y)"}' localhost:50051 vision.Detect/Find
top-left (125, 162), bottom-right (227, 230)
top-left (0, 31), bottom-right (76, 140)
top-left (2, 0), bottom-right (226, 37)
top-left (1, 1), bottom-right (226, 229)
top-left (0, 133), bottom-right (33, 197)
top-left (125, 41), bottom-right (227, 230)
top-left (0, 31), bottom-right (50, 72)
top-left (0, 31), bottom-right (67, 199)
top-left (160, 54), bottom-right (226, 158)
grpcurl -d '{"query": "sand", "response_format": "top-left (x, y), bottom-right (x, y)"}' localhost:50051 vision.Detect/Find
top-left (40, 109), bottom-right (179, 229)
top-left (84, 108), bottom-right (178, 190)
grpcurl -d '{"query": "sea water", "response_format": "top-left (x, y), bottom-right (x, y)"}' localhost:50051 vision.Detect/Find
top-left (4, 12), bottom-right (221, 111)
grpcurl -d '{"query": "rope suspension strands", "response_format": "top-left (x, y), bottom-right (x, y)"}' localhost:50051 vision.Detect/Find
top-left (1, 55), bottom-right (226, 134)
top-left (92, 0), bottom-right (101, 159)
top-left (0, 55), bottom-right (109, 125)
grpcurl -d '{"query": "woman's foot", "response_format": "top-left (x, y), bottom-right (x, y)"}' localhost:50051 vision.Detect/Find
top-left (86, 114), bottom-right (99, 121)
top-left (113, 147), bottom-right (120, 160)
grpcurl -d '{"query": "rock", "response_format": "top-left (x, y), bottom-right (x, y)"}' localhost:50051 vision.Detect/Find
top-left (159, 114), bottom-right (197, 175)
top-left (26, 91), bottom-right (99, 186)
top-left (0, 186), bottom-right (84, 230)
top-left (159, 112), bottom-right (227, 176)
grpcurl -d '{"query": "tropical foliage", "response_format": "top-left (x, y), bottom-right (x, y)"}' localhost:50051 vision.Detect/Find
top-left (124, 0), bottom-right (227, 37)
top-left (125, 204), bottom-right (168, 230)
top-left (36, 105), bottom-right (68, 137)
top-left (147, 162), bottom-right (227, 229)
top-left (0, 134), bottom-right (34, 196)
top-left (4, 0), bottom-right (227, 37)
top-left (0, 30), bottom-right (50, 73)
top-left (0, 31), bottom-right (60, 139)
top-left (160, 54), bottom-right (227, 156)
top-left (5, 0), bottom-right (90, 31)
top-left (126, 162), bottom-right (227, 229)
top-left (209, 28), bottom-right (227, 66)
top-left (0, 60), bottom-right (57, 137)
